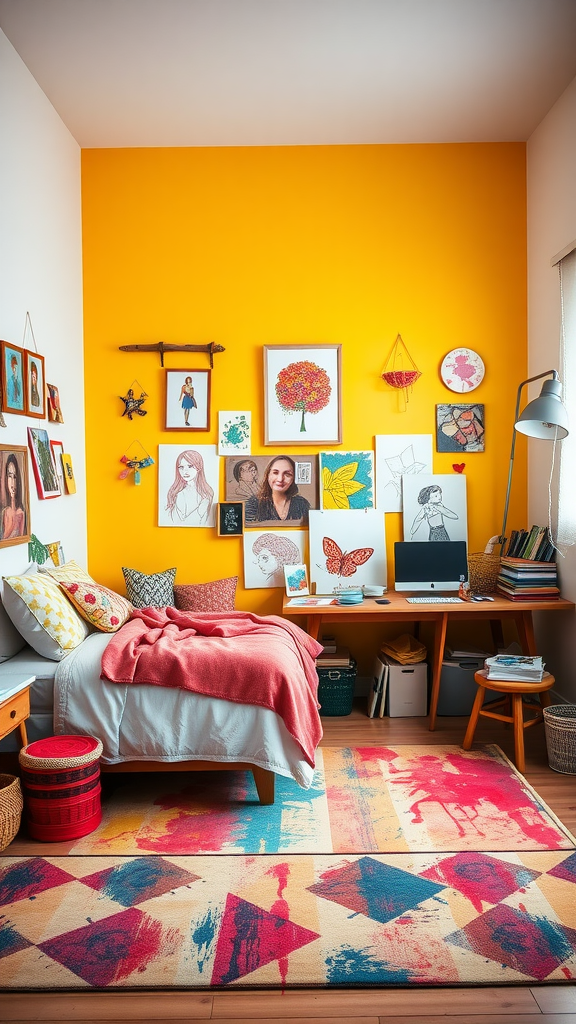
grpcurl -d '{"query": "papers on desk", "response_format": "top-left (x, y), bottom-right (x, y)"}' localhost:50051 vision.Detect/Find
top-left (286, 597), bottom-right (336, 606)
top-left (368, 657), bottom-right (389, 718)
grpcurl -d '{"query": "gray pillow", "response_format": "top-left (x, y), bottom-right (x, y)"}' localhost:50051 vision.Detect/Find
top-left (0, 597), bottom-right (26, 662)
top-left (121, 566), bottom-right (176, 608)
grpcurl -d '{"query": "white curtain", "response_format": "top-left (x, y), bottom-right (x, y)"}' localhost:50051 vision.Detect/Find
top-left (558, 249), bottom-right (576, 548)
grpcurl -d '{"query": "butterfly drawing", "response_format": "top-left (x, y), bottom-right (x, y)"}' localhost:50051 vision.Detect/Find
top-left (322, 537), bottom-right (374, 577)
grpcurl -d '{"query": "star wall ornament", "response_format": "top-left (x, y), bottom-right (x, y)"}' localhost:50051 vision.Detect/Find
top-left (119, 380), bottom-right (148, 420)
top-left (440, 349), bottom-right (485, 393)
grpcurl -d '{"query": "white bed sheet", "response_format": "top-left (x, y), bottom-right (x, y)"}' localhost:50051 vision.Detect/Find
top-left (54, 631), bottom-right (314, 788)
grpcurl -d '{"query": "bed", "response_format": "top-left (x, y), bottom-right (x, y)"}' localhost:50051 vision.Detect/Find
top-left (1, 605), bottom-right (323, 805)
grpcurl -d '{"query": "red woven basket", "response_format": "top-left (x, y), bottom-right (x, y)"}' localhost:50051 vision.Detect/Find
top-left (19, 735), bottom-right (103, 842)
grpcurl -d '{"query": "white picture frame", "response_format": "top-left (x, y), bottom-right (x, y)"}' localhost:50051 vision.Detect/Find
top-left (158, 444), bottom-right (219, 527)
top-left (243, 529), bottom-right (306, 589)
top-left (309, 509), bottom-right (386, 594)
top-left (284, 563), bottom-right (310, 597)
top-left (375, 434), bottom-right (433, 513)
top-left (263, 344), bottom-right (342, 445)
top-left (218, 411), bottom-right (251, 456)
top-left (402, 473), bottom-right (468, 543)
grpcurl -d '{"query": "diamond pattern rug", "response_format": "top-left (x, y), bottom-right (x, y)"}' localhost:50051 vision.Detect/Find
top-left (2, 850), bottom-right (576, 988)
top-left (71, 745), bottom-right (575, 855)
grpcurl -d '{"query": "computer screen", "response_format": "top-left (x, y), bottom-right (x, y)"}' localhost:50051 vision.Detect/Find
top-left (394, 541), bottom-right (468, 592)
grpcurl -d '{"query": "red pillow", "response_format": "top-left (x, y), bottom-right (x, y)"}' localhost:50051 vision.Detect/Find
top-left (173, 577), bottom-right (238, 613)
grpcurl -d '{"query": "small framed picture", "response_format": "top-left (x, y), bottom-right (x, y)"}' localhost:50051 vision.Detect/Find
top-left (165, 369), bottom-right (210, 431)
top-left (217, 501), bottom-right (244, 537)
top-left (28, 427), bottom-right (60, 499)
top-left (0, 445), bottom-right (31, 547)
top-left (46, 383), bottom-right (64, 423)
top-left (284, 563), bottom-right (310, 597)
top-left (50, 439), bottom-right (65, 494)
top-left (61, 453), bottom-right (76, 494)
top-left (0, 341), bottom-right (26, 415)
top-left (25, 351), bottom-right (46, 418)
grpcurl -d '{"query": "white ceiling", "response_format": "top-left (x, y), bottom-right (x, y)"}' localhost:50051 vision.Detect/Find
top-left (1, 0), bottom-right (576, 148)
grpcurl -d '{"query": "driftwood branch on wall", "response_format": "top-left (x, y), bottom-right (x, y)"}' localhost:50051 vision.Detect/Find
top-left (119, 341), bottom-right (225, 367)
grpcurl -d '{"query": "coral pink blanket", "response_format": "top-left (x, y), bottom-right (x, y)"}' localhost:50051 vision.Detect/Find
top-left (101, 608), bottom-right (324, 766)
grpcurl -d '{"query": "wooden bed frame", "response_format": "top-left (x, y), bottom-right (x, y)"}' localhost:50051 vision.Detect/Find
top-left (99, 758), bottom-right (276, 805)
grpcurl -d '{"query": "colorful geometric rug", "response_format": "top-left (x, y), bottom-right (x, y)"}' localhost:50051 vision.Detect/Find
top-left (72, 745), bottom-right (575, 855)
top-left (2, 850), bottom-right (576, 988)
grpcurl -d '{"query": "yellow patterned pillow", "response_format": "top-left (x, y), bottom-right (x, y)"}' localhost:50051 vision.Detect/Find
top-left (2, 572), bottom-right (89, 660)
top-left (39, 560), bottom-right (95, 584)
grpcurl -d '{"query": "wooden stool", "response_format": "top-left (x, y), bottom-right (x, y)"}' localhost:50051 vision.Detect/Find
top-left (462, 669), bottom-right (555, 773)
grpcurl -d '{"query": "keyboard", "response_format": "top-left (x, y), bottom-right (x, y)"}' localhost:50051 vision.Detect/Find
top-left (405, 596), bottom-right (464, 604)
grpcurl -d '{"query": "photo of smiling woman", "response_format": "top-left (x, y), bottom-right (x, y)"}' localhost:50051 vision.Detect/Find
top-left (244, 455), bottom-right (311, 526)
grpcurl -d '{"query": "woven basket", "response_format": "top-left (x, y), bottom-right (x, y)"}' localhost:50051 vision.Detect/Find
top-left (544, 704), bottom-right (576, 775)
top-left (317, 660), bottom-right (357, 716)
top-left (468, 551), bottom-right (501, 593)
top-left (0, 774), bottom-right (23, 852)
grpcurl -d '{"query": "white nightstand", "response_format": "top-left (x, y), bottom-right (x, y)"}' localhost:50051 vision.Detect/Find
top-left (0, 674), bottom-right (35, 749)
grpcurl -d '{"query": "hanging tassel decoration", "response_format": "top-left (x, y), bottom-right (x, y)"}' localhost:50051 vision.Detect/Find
top-left (118, 444), bottom-right (154, 484)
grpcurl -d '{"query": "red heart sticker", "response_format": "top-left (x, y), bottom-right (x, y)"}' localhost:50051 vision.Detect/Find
top-left (453, 463), bottom-right (465, 473)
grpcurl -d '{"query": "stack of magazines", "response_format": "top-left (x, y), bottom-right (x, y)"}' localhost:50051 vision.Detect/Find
top-left (497, 557), bottom-right (559, 601)
top-left (484, 654), bottom-right (545, 681)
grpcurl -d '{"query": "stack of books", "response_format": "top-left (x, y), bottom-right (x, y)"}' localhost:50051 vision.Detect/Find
top-left (504, 525), bottom-right (555, 561)
top-left (497, 556), bottom-right (559, 601)
top-left (484, 654), bottom-right (545, 682)
top-left (316, 646), bottom-right (351, 668)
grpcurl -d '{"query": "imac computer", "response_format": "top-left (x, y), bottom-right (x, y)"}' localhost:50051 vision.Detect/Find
top-left (394, 541), bottom-right (468, 592)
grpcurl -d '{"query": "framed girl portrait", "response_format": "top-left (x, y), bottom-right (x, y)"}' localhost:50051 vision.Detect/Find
top-left (0, 445), bottom-right (31, 547)
top-left (25, 351), bottom-right (46, 418)
top-left (0, 341), bottom-right (26, 415)
top-left (165, 369), bottom-right (210, 431)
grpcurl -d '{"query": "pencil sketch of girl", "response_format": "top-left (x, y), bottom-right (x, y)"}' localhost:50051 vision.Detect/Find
top-left (166, 449), bottom-right (214, 525)
top-left (252, 533), bottom-right (302, 587)
top-left (410, 484), bottom-right (458, 541)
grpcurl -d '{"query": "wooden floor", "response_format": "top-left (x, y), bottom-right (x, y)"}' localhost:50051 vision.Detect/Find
top-left (2, 706), bottom-right (576, 1024)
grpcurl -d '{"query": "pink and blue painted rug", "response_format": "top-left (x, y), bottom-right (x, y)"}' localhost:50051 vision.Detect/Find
top-left (71, 745), bottom-right (575, 855)
top-left (2, 849), bottom-right (576, 987)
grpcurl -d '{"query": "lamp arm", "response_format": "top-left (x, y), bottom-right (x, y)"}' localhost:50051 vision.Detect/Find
top-left (499, 369), bottom-right (560, 548)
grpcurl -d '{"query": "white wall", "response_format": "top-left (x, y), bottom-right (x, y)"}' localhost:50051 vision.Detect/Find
top-left (0, 30), bottom-right (87, 577)
top-left (527, 74), bottom-right (576, 701)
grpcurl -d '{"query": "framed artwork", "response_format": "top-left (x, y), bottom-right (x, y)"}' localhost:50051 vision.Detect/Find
top-left (0, 445), bottom-right (31, 547)
top-left (375, 434), bottom-right (433, 512)
top-left (0, 341), bottom-right (26, 415)
top-left (440, 348), bottom-right (485, 393)
top-left (46, 383), bottom-right (64, 423)
top-left (243, 529), bottom-right (306, 589)
top-left (309, 510), bottom-right (386, 595)
top-left (25, 351), bottom-right (46, 418)
top-left (61, 454), bottom-right (76, 493)
top-left (217, 501), bottom-right (244, 537)
top-left (284, 563), bottom-right (309, 597)
top-left (218, 411), bottom-right (251, 455)
top-left (165, 369), bottom-right (210, 431)
top-left (27, 427), bottom-right (60, 499)
top-left (436, 404), bottom-right (485, 453)
top-left (402, 473), bottom-right (468, 543)
top-left (263, 344), bottom-right (342, 445)
top-left (319, 450), bottom-right (375, 510)
top-left (158, 444), bottom-right (219, 527)
top-left (50, 439), bottom-right (65, 494)
top-left (224, 453), bottom-right (318, 528)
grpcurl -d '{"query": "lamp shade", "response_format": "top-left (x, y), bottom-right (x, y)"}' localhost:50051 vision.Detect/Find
top-left (515, 378), bottom-right (569, 440)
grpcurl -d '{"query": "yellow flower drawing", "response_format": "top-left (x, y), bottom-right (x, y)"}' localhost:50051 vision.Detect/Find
top-left (322, 463), bottom-right (366, 509)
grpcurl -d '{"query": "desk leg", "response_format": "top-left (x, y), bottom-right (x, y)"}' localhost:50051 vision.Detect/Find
top-left (429, 613), bottom-right (448, 731)
top-left (489, 618), bottom-right (505, 652)
top-left (306, 615), bottom-right (321, 641)
top-left (516, 611), bottom-right (537, 655)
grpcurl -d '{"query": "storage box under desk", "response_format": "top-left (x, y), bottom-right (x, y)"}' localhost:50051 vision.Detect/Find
top-left (379, 655), bottom-right (428, 717)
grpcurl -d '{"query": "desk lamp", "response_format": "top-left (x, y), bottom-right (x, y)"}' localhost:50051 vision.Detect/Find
top-left (499, 370), bottom-right (569, 549)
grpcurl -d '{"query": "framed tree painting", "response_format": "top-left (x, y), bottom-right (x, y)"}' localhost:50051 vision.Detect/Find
top-left (0, 445), bottom-right (31, 546)
top-left (165, 369), bottom-right (210, 431)
top-left (27, 427), bottom-right (60, 499)
top-left (25, 351), bottom-right (46, 418)
top-left (263, 344), bottom-right (342, 445)
top-left (0, 341), bottom-right (26, 415)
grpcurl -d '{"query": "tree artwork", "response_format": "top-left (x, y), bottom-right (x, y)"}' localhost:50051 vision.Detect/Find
top-left (275, 361), bottom-right (331, 433)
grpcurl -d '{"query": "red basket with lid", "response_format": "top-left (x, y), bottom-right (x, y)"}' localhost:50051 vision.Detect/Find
top-left (19, 735), bottom-right (103, 841)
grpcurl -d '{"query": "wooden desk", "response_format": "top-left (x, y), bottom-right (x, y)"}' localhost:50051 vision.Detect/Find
top-left (282, 593), bottom-right (575, 730)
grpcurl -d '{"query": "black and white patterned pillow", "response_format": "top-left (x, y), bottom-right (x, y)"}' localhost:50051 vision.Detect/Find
top-left (121, 566), bottom-right (176, 608)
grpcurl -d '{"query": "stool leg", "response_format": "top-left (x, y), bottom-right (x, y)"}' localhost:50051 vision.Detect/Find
top-left (463, 685), bottom-right (486, 750)
top-left (512, 694), bottom-right (525, 773)
top-left (540, 690), bottom-right (552, 710)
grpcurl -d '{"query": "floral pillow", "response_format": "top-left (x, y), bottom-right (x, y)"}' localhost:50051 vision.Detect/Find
top-left (60, 581), bottom-right (133, 632)
top-left (173, 577), bottom-right (238, 612)
top-left (39, 559), bottom-right (95, 584)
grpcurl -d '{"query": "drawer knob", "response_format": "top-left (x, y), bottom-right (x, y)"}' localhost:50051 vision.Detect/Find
top-left (10, 709), bottom-right (16, 719)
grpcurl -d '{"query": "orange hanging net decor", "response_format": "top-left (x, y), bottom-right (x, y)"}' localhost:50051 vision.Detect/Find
top-left (381, 334), bottom-right (422, 409)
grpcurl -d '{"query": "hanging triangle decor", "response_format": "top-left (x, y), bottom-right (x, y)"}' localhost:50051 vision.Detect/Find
top-left (119, 441), bottom-right (154, 485)
top-left (381, 334), bottom-right (422, 410)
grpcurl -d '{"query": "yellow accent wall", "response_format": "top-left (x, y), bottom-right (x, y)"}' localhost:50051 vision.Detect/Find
top-left (82, 143), bottom-right (526, 619)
